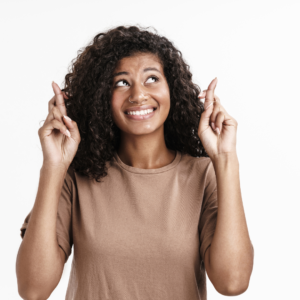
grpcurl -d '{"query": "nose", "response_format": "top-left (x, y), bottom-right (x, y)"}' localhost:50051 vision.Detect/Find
top-left (129, 83), bottom-right (149, 103)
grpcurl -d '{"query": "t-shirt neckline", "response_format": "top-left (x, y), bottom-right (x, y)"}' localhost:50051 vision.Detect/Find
top-left (113, 150), bottom-right (182, 174)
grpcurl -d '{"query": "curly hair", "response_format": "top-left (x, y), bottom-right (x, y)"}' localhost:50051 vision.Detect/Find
top-left (61, 25), bottom-right (208, 182)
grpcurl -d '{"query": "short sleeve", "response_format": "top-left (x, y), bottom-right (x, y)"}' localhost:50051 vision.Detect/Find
top-left (20, 166), bottom-right (75, 263)
top-left (198, 160), bottom-right (218, 265)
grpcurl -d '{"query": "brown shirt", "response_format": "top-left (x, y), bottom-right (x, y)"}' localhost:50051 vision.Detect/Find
top-left (20, 150), bottom-right (218, 300)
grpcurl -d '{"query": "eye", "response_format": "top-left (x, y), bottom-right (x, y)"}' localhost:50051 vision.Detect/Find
top-left (115, 79), bottom-right (129, 87)
top-left (145, 76), bottom-right (159, 84)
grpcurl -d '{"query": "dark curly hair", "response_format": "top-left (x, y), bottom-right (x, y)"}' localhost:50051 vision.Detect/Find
top-left (61, 25), bottom-right (208, 182)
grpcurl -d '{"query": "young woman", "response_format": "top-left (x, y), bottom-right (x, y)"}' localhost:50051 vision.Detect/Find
top-left (16, 25), bottom-right (254, 300)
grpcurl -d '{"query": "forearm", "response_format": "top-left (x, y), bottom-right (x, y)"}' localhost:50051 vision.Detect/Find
top-left (209, 153), bottom-right (254, 291)
top-left (16, 164), bottom-right (67, 299)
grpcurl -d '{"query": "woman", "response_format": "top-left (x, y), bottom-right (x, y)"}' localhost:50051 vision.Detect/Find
top-left (16, 25), bottom-right (254, 300)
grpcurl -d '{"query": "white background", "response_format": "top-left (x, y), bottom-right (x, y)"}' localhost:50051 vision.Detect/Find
top-left (1, 0), bottom-right (299, 299)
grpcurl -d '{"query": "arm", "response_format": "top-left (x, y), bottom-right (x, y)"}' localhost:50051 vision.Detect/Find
top-left (205, 153), bottom-right (254, 296)
top-left (16, 164), bottom-right (68, 300)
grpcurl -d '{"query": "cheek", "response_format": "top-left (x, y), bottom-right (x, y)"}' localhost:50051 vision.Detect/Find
top-left (153, 85), bottom-right (170, 110)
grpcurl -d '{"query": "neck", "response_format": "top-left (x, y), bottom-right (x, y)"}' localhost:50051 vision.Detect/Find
top-left (117, 129), bottom-right (176, 169)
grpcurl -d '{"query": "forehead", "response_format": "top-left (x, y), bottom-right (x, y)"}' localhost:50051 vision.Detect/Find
top-left (115, 53), bottom-right (163, 72)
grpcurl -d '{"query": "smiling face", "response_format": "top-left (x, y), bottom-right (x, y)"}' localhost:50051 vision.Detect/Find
top-left (111, 52), bottom-right (170, 137)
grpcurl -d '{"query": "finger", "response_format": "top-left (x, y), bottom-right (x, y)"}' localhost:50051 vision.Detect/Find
top-left (214, 94), bottom-right (221, 104)
top-left (46, 99), bottom-right (80, 142)
top-left (61, 89), bottom-right (69, 99)
top-left (199, 92), bottom-right (220, 104)
top-left (211, 121), bottom-right (216, 131)
top-left (48, 90), bottom-right (69, 113)
top-left (48, 95), bottom-right (56, 113)
top-left (52, 81), bottom-right (67, 116)
top-left (204, 77), bottom-right (218, 111)
top-left (39, 118), bottom-right (71, 138)
top-left (62, 115), bottom-right (81, 142)
top-left (210, 102), bottom-right (230, 125)
top-left (62, 92), bottom-right (69, 99)
top-left (200, 91), bottom-right (220, 102)
top-left (45, 105), bottom-right (65, 125)
top-left (214, 111), bottom-right (225, 135)
top-left (210, 102), bottom-right (222, 124)
top-left (198, 90), bottom-right (207, 99)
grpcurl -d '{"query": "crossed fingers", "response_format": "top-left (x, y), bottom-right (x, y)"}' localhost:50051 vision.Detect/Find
top-left (198, 86), bottom-right (234, 134)
top-left (48, 84), bottom-right (69, 114)
top-left (46, 82), bottom-right (69, 125)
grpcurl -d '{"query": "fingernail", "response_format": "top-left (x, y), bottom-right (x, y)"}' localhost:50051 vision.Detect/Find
top-left (216, 127), bottom-right (220, 135)
top-left (205, 102), bottom-right (213, 110)
top-left (63, 115), bottom-right (72, 121)
top-left (65, 129), bottom-right (71, 137)
top-left (211, 122), bottom-right (216, 130)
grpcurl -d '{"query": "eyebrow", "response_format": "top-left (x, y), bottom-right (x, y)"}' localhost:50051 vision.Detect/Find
top-left (113, 67), bottom-right (162, 78)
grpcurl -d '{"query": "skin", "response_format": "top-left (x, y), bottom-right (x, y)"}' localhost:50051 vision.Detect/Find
top-left (16, 84), bottom-right (79, 300)
top-left (45, 54), bottom-right (253, 296)
top-left (110, 52), bottom-right (176, 169)
top-left (198, 79), bottom-right (254, 295)
top-left (111, 54), bottom-right (254, 295)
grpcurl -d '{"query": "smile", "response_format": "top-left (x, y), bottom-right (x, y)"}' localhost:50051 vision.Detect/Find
top-left (124, 107), bottom-right (157, 120)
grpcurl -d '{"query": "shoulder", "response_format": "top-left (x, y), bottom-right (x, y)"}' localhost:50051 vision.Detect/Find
top-left (177, 153), bottom-right (213, 183)
top-left (181, 152), bottom-right (212, 170)
top-left (64, 165), bottom-right (77, 191)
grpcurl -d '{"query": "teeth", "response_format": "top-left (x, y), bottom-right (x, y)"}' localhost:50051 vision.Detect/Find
top-left (127, 108), bottom-right (154, 115)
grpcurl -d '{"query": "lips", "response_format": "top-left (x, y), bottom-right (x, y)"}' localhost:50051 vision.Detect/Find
top-left (124, 105), bottom-right (158, 114)
top-left (124, 107), bottom-right (157, 120)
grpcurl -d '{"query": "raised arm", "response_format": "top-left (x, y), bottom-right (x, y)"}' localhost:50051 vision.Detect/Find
top-left (16, 81), bottom-right (80, 299)
top-left (198, 78), bottom-right (254, 295)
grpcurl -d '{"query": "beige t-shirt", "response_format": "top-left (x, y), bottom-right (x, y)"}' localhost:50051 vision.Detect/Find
top-left (20, 150), bottom-right (218, 300)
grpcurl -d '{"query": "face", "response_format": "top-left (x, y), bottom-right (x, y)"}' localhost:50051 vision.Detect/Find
top-left (110, 52), bottom-right (170, 136)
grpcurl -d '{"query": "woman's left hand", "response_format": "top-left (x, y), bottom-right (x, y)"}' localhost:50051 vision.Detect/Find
top-left (197, 77), bottom-right (238, 161)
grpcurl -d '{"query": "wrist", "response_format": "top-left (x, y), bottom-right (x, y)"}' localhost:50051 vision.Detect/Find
top-left (41, 162), bottom-right (69, 174)
top-left (211, 151), bottom-right (239, 166)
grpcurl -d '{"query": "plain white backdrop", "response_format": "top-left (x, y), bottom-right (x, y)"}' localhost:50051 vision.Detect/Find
top-left (1, 0), bottom-right (299, 299)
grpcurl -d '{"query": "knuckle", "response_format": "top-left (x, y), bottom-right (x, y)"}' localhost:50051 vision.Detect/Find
top-left (52, 106), bottom-right (63, 119)
top-left (57, 101), bottom-right (66, 108)
top-left (51, 119), bottom-right (58, 126)
top-left (38, 127), bottom-right (44, 136)
top-left (214, 101), bottom-right (220, 108)
top-left (51, 105), bottom-right (58, 113)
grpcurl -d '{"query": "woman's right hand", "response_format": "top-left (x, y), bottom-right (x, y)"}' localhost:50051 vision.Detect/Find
top-left (38, 81), bottom-right (81, 169)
